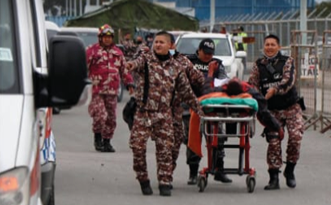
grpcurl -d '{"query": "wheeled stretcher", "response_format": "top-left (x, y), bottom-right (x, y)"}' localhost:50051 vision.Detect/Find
top-left (188, 93), bottom-right (258, 193)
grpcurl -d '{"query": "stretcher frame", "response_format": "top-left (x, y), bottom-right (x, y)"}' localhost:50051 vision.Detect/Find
top-left (198, 103), bottom-right (257, 193)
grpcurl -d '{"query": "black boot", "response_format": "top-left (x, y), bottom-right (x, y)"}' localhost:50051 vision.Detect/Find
top-left (264, 169), bottom-right (280, 190)
top-left (284, 162), bottom-right (296, 188)
top-left (214, 171), bottom-right (232, 183)
top-left (187, 164), bottom-right (198, 185)
top-left (139, 180), bottom-right (153, 195)
top-left (101, 139), bottom-right (115, 152)
top-left (94, 133), bottom-right (103, 151)
top-left (159, 184), bottom-right (171, 196)
top-left (214, 158), bottom-right (232, 183)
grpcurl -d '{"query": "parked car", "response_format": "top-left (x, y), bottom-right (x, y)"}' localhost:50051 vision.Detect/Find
top-left (168, 30), bottom-right (195, 41)
top-left (176, 32), bottom-right (246, 80)
top-left (0, 1), bottom-right (88, 205)
top-left (60, 27), bottom-right (126, 102)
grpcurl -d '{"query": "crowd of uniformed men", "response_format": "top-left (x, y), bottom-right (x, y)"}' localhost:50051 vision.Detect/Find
top-left (86, 24), bottom-right (304, 196)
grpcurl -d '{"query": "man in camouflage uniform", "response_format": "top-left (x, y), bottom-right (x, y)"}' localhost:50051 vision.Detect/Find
top-left (121, 32), bottom-right (137, 61)
top-left (86, 24), bottom-right (134, 152)
top-left (126, 31), bottom-right (203, 197)
top-left (248, 34), bottom-right (304, 190)
top-left (135, 35), bottom-right (144, 46)
top-left (168, 34), bottom-right (205, 185)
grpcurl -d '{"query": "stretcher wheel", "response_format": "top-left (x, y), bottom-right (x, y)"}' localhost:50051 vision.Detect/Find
top-left (197, 176), bottom-right (207, 192)
top-left (246, 175), bottom-right (255, 193)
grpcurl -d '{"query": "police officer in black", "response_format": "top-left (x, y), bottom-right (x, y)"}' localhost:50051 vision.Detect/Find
top-left (184, 38), bottom-right (231, 185)
top-left (248, 34), bottom-right (304, 190)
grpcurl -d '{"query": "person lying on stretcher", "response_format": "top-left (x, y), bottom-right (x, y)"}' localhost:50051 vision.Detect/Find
top-left (205, 61), bottom-right (284, 138)
top-left (188, 62), bottom-right (284, 157)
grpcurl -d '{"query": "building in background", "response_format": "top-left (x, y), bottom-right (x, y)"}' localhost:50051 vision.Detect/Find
top-left (148, 0), bottom-right (315, 21)
top-left (45, 0), bottom-right (315, 27)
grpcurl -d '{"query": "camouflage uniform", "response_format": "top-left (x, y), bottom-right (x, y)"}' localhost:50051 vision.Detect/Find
top-left (248, 52), bottom-right (304, 169)
top-left (171, 52), bottom-right (205, 173)
top-left (121, 39), bottom-right (137, 61)
top-left (132, 43), bottom-right (149, 60)
top-left (86, 42), bottom-right (134, 140)
top-left (129, 51), bottom-right (203, 185)
top-left (267, 103), bottom-right (303, 168)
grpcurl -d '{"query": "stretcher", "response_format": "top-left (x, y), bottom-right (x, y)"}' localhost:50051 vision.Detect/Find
top-left (189, 93), bottom-right (258, 193)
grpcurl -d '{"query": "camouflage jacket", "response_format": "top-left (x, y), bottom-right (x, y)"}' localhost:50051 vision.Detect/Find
top-left (172, 52), bottom-right (205, 123)
top-left (129, 51), bottom-right (202, 116)
top-left (86, 43), bottom-right (134, 95)
top-left (121, 39), bottom-right (137, 61)
top-left (132, 43), bottom-right (149, 60)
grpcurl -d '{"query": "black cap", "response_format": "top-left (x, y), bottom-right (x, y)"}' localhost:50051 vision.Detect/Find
top-left (169, 33), bottom-right (176, 44)
top-left (199, 38), bottom-right (215, 54)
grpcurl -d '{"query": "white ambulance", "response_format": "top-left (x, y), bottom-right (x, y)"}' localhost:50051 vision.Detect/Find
top-left (0, 0), bottom-right (88, 204)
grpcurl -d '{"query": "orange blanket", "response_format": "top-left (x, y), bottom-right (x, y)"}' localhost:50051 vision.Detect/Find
top-left (188, 92), bottom-right (252, 157)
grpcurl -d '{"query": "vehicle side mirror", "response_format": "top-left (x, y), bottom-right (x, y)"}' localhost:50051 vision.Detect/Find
top-left (48, 35), bottom-right (89, 107)
top-left (235, 51), bottom-right (247, 58)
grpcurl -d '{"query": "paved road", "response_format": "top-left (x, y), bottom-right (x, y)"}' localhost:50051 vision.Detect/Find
top-left (52, 91), bottom-right (331, 205)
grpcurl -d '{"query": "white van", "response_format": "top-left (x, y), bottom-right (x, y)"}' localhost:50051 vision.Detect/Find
top-left (0, 0), bottom-right (88, 205)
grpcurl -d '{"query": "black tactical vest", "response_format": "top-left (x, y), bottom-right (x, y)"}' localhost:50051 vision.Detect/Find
top-left (186, 54), bottom-right (226, 97)
top-left (257, 55), bottom-right (298, 110)
top-left (186, 54), bottom-right (227, 79)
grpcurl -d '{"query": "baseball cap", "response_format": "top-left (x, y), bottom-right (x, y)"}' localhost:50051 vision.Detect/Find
top-left (169, 33), bottom-right (176, 44)
top-left (199, 38), bottom-right (215, 54)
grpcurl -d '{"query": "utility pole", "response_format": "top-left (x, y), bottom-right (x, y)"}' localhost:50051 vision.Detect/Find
top-left (210, 0), bottom-right (215, 32)
top-left (65, 0), bottom-right (68, 16)
top-left (80, 0), bottom-right (83, 16)
top-left (74, 0), bottom-right (77, 16)
top-left (69, 0), bottom-right (72, 16)
top-left (300, 0), bottom-right (307, 44)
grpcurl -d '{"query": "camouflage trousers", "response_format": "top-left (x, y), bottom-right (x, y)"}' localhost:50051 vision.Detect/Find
top-left (88, 94), bottom-right (117, 139)
top-left (267, 103), bottom-right (304, 169)
top-left (130, 110), bottom-right (174, 185)
top-left (172, 120), bottom-right (185, 173)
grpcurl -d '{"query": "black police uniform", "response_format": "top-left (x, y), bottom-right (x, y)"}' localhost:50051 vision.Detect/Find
top-left (183, 52), bottom-right (231, 184)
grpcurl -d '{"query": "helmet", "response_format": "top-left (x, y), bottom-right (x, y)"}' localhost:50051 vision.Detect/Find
top-left (98, 24), bottom-right (114, 37)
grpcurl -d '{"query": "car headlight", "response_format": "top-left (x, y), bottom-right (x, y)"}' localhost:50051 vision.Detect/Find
top-left (0, 167), bottom-right (30, 205)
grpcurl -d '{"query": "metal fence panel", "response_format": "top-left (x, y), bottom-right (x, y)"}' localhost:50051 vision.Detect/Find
top-left (320, 31), bottom-right (331, 133)
top-left (290, 30), bottom-right (319, 130)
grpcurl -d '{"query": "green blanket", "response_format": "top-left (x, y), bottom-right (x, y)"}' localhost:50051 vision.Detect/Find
top-left (200, 97), bottom-right (258, 111)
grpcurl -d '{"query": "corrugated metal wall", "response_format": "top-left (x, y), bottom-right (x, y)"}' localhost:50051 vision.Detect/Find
top-left (153, 0), bottom-right (315, 20)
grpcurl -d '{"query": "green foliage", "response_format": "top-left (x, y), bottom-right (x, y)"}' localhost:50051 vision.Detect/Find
top-left (315, 1), bottom-right (331, 17)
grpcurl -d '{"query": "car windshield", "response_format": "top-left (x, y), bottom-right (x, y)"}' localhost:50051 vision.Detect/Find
top-left (176, 37), bottom-right (232, 56)
top-left (0, 0), bottom-right (20, 93)
top-left (75, 32), bottom-right (98, 47)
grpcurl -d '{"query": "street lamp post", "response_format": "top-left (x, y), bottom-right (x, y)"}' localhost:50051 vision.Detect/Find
top-left (210, 0), bottom-right (215, 32)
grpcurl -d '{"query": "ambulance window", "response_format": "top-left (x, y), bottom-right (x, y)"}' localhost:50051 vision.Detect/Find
top-left (0, 0), bottom-right (20, 93)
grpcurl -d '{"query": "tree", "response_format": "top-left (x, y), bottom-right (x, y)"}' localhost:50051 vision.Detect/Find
top-left (315, 1), bottom-right (331, 17)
